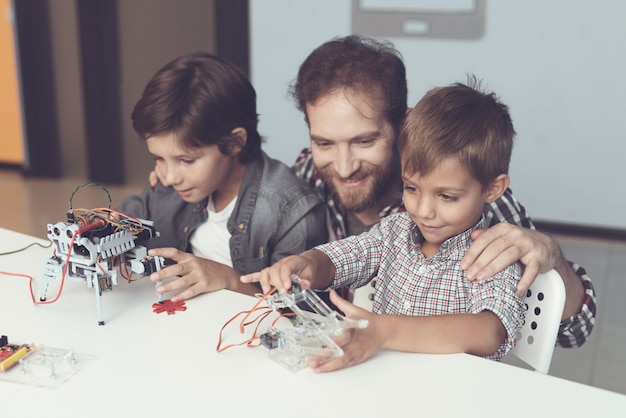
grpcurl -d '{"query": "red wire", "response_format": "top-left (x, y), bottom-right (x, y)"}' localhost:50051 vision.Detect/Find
top-left (32, 228), bottom-right (79, 304)
top-left (3, 228), bottom-right (80, 305)
top-left (2, 206), bottom-right (147, 305)
top-left (0, 270), bottom-right (36, 302)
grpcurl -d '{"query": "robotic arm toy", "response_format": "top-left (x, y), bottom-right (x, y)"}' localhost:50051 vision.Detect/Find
top-left (259, 275), bottom-right (369, 372)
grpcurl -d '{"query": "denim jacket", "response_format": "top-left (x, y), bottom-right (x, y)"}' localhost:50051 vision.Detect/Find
top-left (117, 151), bottom-right (328, 274)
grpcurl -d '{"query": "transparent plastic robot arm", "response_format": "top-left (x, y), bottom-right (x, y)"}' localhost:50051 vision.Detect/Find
top-left (259, 275), bottom-right (368, 372)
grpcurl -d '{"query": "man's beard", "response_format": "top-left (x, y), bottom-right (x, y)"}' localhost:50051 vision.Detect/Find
top-left (319, 160), bottom-right (399, 214)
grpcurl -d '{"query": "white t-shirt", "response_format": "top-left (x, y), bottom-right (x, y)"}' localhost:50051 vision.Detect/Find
top-left (189, 196), bottom-right (237, 267)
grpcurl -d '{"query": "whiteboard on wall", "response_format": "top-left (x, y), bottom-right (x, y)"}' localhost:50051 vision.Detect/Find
top-left (250, 0), bottom-right (626, 230)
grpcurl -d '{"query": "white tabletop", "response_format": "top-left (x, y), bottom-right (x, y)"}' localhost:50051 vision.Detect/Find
top-left (1, 227), bottom-right (625, 417)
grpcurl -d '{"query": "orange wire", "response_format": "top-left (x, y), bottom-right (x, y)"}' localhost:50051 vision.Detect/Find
top-left (215, 309), bottom-right (273, 352)
top-left (96, 254), bottom-right (108, 275)
top-left (239, 288), bottom-right (276, 332)
top-left (216, 287), bottom-right (293, 352)
top-left (119, 254), bottom-right (133, 283)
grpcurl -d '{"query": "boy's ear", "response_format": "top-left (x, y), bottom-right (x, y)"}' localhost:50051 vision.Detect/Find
top-left (227, 127), bottom-right (247, 156)
top-left (484, 174), bottom-right (510, 204)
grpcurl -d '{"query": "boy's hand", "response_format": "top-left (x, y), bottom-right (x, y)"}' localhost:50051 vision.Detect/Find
top-left (308, 290), bottom-right (382, 373)
top-left (240, 254), bottom-right (315, 294)
top-left (148, 165), bottom-right (163, 188)
top-left (461, 223), bottom-right (561, 296)
top-left (148, 247), bottom-right (242, 301)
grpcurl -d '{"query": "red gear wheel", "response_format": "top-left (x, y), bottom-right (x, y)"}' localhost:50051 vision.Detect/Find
top-left (152, 299), bottom-right (186, 315)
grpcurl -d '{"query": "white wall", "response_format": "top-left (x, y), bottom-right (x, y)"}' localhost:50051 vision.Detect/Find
top-left (251, 0), bottom-right (626, 230)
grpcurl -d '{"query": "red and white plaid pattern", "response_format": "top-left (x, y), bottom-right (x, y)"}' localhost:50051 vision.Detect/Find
top-left (317, 213), bottom-right (524, 360)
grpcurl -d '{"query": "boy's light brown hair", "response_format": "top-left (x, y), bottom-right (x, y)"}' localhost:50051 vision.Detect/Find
top-left (398, 76), bottom-right (515, 189)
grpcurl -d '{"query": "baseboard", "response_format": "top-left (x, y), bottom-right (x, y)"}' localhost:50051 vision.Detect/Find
top-left (534, 220), bottom-right (626, 242)
top-left (0, 163), bottom-right (23, 171)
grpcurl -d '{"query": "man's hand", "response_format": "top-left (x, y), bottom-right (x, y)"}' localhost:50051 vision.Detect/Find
top-left (308, 290), bottom-right (382, 373)
top-left (148, 247), bottom-right (257, 301)
top-left (461, 223), bottom-right (562, 297)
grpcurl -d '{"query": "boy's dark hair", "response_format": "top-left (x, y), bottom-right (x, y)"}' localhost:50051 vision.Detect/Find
top-left (132, 51), bottom-right (262, 163)
top-left (399, 76), bottom-right (515, 189)
top-left (289, 35), bottom-right (408, 139)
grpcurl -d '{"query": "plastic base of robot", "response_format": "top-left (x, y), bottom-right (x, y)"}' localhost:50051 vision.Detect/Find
top-left (0, 343), bottom-right (95, 389)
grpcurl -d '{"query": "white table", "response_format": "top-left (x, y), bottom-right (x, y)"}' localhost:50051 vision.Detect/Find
top-left (1, 227), bottom-right (625, 417)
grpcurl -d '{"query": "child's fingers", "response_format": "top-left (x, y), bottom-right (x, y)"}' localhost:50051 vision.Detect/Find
top-left (240, 272), bottom-right (261, 283)
top-left (148, 247), bottom-right (187, 262)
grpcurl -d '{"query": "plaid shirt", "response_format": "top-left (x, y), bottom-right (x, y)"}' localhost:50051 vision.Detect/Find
top-left (292, 147), bottom-right (596, 348)
top-left (316, 213), bottom-right (525, 360)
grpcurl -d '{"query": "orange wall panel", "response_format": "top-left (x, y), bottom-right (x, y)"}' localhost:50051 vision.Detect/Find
top-left (0, 0), bottom-right (25, 165)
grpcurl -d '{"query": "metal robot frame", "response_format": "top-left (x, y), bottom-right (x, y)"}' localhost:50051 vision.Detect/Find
top-left (39, 212), bottom-right (164, 325)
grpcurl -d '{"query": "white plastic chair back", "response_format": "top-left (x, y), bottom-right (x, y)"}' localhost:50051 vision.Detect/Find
top-left (510, 269), bottom-right (566, 374)
top-left (352, 279), bottom-right (376, 312)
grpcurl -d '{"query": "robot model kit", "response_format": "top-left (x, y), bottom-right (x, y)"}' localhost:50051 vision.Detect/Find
top-left (38, 184), bottom-right (165, 325)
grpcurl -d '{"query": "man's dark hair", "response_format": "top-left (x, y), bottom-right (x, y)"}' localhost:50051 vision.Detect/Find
top-left (290, 35), bottom-right (408, 138)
